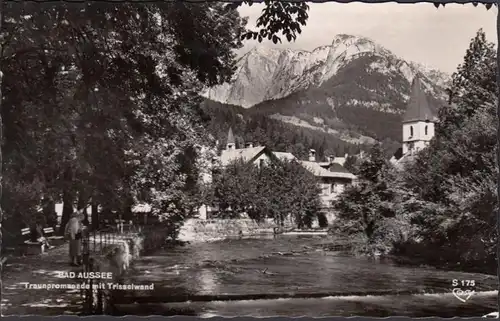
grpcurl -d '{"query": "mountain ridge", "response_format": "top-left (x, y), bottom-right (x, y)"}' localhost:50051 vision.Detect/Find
top-left (203, 34), bottom-right (450, 109)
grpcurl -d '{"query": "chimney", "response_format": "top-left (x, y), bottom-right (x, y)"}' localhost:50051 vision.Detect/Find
top-left (328, 155), bottom-right (335, 164)
top-left (309, 149), bottom-right (316, 162)
top-left (245, 142), bottom-right (254, 148)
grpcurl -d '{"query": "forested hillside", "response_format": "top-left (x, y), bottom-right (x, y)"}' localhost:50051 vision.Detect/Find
top-left (201, 99), bottom-right (367, 160)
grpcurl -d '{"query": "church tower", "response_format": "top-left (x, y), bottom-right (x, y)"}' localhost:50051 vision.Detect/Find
top-left (226, 127), bottom-right (236, 150)
top-left (401, 77), bottom-right (436, 155)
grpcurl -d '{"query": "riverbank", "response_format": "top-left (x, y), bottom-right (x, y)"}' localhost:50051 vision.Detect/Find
top-left (316, 235), bottom-right (497, 276)
top-left (385, 254), bottom-right (497, 276)
top-left (177, 218), bottom-right (276, 243)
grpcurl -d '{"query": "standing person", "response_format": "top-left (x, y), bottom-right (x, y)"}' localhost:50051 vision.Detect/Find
top-left (65, 210), bottom-right (84, 266)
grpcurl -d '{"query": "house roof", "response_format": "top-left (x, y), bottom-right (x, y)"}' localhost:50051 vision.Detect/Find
top-left (391, 147), bottom-right (404, 162)
top-left (392, 152), bottom-right (417, 170)
top-left (219, 146), bottom-right (267, 166)
top-left (403, 77), bottom-right (437, 123)
top-left (328, 162), bottom-right (351, 174)
top-left (299, 161), bottom-right (356, 180)
top-left (318, 157), bottom-right (347, 168)
top-left (132, 203), bottom-right (152, 213)
top-left (272, 152), bottom-right (297, 161)
top-left (333, 156), bottom-right (347, 166)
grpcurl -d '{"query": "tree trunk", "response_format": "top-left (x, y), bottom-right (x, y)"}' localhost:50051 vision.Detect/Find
top-left (123, 196), bottom-right (133, 222)
top-left (0, 0), bottom-right (4, 304)
top-left (77, 189), bottom-right (90, 226)
top-left (91, 201), bottom-right (99, 231)
top-left (60, 191), bottom-right (74, 235)
top-left (496, 0), bottom-right (500, 310)
top-left (42, 197), bottom-right (57, 228)
top-left (77, 189), bottom-right (86, 210)
top-left (101, 206), bottom-right (112, 227)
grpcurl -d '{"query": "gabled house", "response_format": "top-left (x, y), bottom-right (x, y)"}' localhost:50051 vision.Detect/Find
top-left (198, 128), bottom-right (284, 219)
top-left (216, 127), bottom-right (280, 168)
top-left (197, 128), bottom-right (357, 223)
top-left (299, 149), bottom-right (357, 214)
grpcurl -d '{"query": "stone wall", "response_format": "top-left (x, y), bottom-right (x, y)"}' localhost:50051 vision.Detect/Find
top-left (177, 218), bottom-right (277, 243)
top-left (84, 228), bottom-right (170, 314)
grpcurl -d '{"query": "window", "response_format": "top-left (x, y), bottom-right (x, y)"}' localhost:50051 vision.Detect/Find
top-left (425, 125), bottom-right (428, 135)
top-left (410, 126), bottom-right (414, 137)
top-left (332, 184), bottom-right (345, 194)
top-left (259, 159), bottom-right (265, 168)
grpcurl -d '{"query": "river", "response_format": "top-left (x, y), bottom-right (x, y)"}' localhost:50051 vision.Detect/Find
top-left (112, 235), bottom-right (498, 317)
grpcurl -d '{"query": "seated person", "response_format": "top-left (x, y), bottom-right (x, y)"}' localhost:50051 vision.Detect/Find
top-left (29, 223), bottom-right (55, 249)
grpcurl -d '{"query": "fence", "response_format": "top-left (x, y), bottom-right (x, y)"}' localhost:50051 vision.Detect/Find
top-left (80, 221), bottom-right (142, 315)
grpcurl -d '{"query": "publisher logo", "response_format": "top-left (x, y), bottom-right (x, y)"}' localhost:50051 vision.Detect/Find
top-left (452, 288), bottom-right (475, 303)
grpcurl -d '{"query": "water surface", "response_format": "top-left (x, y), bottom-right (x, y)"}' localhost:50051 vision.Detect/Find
top-left (113, 235), bottom-right (498, 317)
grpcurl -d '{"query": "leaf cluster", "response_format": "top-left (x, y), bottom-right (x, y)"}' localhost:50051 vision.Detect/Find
top-left (2, 2), bottom-right (247, 232)
top-left (206, 158), bottom-right (322, 228)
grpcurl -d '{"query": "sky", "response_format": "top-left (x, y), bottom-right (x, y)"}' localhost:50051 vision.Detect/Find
top-left (238, 3), bottom-right (497, 74)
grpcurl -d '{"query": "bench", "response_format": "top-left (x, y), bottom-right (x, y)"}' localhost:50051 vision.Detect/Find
top-left (21, 227), bottom-right (45, 255)
top-left (43, 226), bottom-right (65, 245)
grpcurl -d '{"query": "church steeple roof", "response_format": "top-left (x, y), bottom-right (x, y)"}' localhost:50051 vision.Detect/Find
top-left (403, 77), bottom-right (435, 123)
top-left (227, 127), bottom-right (235, 145)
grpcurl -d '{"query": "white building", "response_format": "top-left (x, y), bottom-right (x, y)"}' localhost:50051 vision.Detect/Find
top-left (197, 128), bottom-right (357, 222)
top-left (391, 77), bottom-right (438, 166)
top-left (301, 150), bottom-right (356, 206)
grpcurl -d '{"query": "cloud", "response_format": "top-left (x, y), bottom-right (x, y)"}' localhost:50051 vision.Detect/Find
top-left (238, 3), bottom-right (496, 73)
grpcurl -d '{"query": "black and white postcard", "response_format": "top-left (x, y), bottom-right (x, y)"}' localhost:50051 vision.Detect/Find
top-left (1, 1), bottom-right (498, 318)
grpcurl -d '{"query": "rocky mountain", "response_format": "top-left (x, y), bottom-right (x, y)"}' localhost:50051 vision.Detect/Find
top-left (202, 34), bottom-right (451, 148)
top-left (204, 34), bottom-right (449, 108)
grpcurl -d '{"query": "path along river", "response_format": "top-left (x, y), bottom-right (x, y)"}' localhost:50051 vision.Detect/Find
top-left (112, 235), bottom-right (498, 317)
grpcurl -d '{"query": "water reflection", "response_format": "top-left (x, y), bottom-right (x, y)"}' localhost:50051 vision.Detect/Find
top-left (196, 268), bottom-right (219, 295)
